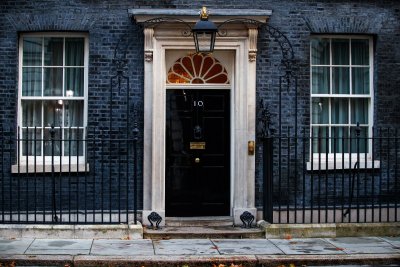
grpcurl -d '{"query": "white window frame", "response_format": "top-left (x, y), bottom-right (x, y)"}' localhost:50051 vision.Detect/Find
top-left (309, 35), bottom-right (378, 170)
top-left (16, 32), bottom-right (89, 170)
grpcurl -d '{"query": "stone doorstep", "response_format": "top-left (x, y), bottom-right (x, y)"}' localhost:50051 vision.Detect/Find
top-left (261, 221), bottom-right (400, 238)
top-left (143, 226), bottom-right (265, 239)
top-left (166, 216), bottom-right (234, 227)
top-left (0, 223), bottom-right (143, 239)
top-left (1, 254), bottom-right (400, 267)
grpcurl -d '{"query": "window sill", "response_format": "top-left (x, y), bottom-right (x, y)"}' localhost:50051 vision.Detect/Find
top-left (306, 160), bottom-right (380, 171)
top-left (11, 163), bottom-right (90, 174)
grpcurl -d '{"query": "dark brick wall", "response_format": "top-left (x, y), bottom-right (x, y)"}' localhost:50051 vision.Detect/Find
top-left (1, 0), bottom-right (399, 217)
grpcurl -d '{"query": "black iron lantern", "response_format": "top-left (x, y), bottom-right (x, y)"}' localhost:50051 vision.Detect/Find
top-left (192, 7), bottom-right (218, 53)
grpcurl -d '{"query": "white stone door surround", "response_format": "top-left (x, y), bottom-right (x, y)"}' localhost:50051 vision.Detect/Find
top-left (130, 9), bottom-right (271, 226)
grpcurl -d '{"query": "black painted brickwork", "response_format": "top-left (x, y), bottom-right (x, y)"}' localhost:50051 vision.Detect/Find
top-left (1, 0), bottom-right (399, 215)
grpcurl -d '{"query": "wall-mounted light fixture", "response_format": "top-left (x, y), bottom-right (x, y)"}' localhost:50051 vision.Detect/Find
top-left (191, 7), bottom-right (218, 53)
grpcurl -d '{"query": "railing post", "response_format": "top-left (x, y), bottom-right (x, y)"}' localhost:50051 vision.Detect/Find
top-left (356, 122), bottom-right (361, 222)
top-left (263, 136), bottom-right (274, 223)
top-left (132, 123), bottom-right (139, 225)
top-left (1, 127), bottom-right (4, 223)
top-left (50, 125), bottom-right (58, 223)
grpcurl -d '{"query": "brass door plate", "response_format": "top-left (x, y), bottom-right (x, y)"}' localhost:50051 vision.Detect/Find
top-left (190, 142), bottom-right (206, 150)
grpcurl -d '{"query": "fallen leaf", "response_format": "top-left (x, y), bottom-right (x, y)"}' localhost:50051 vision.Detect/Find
top-left (335, 247), bottom-right (345, 251)
top-left (284, 234), bottom-right (292, 240)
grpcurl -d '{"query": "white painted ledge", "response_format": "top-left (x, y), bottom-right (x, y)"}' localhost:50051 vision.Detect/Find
top-left (306, 160), bottom-right (380, 171)
top-left (11, 164), bottom-right (90, 174)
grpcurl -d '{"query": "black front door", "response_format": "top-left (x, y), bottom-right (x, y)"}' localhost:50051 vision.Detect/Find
top-left (166, 89), bottom-right (230, 217)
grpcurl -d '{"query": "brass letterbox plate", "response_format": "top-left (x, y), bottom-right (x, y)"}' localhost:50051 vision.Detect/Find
top-left (190, 142), bottom-right (206, 150)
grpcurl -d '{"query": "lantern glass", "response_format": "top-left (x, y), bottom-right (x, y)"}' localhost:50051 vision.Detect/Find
top-left (193, 31), bottom-right (216, 53)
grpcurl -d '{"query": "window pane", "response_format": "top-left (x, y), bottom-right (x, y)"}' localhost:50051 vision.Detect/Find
top-left (64, 101), bottom-right (84, 127)
top-left (23, 37), bottom-right (42, 66)
top-left (44, 37), bottom-right (63, 66)
top-left (65, 38), bottom-right (84, 66)
top-left (44, 127), bottom-right (62, 156)
top-left (312, 67), bottom-right (329, 94)
top-left (350, 126), bottom-right (368, 153)
top-left (64, 129), bottom-right (84, 156)
top-left (311, 38), bottom-right (330, 65)
top-left (22, 67), bottom-right (42, 96)
top-left (22, 100), bottom-right (42, 127)
top-left (312, 126), bottom-right (328, 153)
top-left (351, 98), bottom-right (369, 124)
top-left (43, 100), bottom-right (64, 127)
top-left (352, 67), bottom-right (370, 94)
top-left (332, 67), bottom-right (350, 94)
top-left (44, 68), bottom-right (63, 96)
top-left (331, 127), bottom-right (349, 153)
top-left (331, 98), bottom-right (349, 124)
top-left (65, 68), bottom-right (84, 96)
top-left (332, 39), bottom-right (349, 65)
top-left (352, 39), bottom-right (369, 65)
top-left (22, 128), bottom-right (42, 156)
top-left (312, 97), bottom-right (329, 124)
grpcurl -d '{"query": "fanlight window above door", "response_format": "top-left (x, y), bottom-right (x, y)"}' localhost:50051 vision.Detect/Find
top-left (167, 54), bottom-right (229, 84)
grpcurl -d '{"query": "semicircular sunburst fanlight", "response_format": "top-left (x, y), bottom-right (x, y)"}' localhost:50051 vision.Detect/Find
top-left (167, 54), bottom-right (230, 84)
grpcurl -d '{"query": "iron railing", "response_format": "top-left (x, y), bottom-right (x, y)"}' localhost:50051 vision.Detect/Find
top-left (2, 125), bottom-right (399, 224)
top-left (0, 126), bottom-right (139, 224)
top-left (262, 127), bottom-right (400, 224)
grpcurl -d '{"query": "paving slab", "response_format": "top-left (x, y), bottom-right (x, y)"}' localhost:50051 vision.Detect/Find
top-left (269, 238), bottom-right (346, 255)
top-left (0, 238), bottom-right (34, 255)
top-left (153, 239), bottom-right (219, 255)
top-left (91, 239), bottom-right (154, 256)
top-left (25, 238), bottom-right (92, 255)
top-left (212, 239), bottom-right (284, 255)
top-left (256, 254), bottom-right (400, 266)
top-left (325, 237), bottom-right (400, 254)
top-left (74, 255), bottom-right (258, 267)
top-left (381, 236), bottom-right (400, 247)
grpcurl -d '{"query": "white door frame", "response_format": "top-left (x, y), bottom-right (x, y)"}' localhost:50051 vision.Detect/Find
top-left (139, 21), bottom-right (261, 226)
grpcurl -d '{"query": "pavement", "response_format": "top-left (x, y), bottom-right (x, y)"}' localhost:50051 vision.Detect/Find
top-left (0, 237), bottom-right (400, 266)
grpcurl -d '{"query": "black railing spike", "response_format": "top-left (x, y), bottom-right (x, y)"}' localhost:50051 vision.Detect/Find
top-left (356, 122), bottom-right (361, 137)
top-left (49, 124), bottom-right (56, 139)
